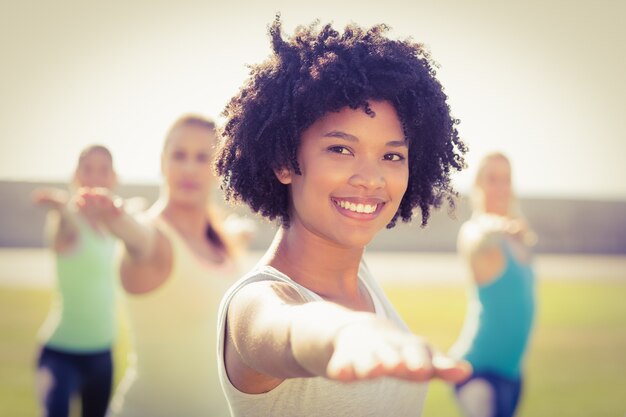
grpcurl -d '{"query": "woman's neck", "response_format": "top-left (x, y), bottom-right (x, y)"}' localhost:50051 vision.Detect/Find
top-left (265, 225), bottom-right (365, 304)
top-left (160, 200), bottom-right (208, 237)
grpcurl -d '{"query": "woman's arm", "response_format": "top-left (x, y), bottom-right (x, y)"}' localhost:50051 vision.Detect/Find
top-left (32, 188), bottom-right (79, 253)
top-left (225, 280), bottom-right (470, 394)
top-left (76, 187), bottom-right (172, 294)
top-left (458, 218), bottom-right (507, 285)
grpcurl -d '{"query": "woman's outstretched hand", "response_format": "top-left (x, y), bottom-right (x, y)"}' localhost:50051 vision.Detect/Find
top-left (327, 317), bottom-right (471, 383)
top-left (75, 187), bottom-right (123, 234)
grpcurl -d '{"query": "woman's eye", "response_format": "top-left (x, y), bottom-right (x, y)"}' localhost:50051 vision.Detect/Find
top-left (328, 146), bottom-right (352, 155)
top-left (383, 153), bottom-right (405, 162)
top-left (197, 153), bottom-right (210, 163)
top-left (173, 151), bottom-right (186, 161)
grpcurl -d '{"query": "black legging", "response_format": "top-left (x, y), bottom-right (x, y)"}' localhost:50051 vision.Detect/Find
top-left (454, 371), bottom-right (522, 417)
top-left (37, 346), bottom-right (113, 417)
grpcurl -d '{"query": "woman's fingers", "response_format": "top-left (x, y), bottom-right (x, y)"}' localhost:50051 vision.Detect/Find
top-left (328, 322), bottom-right (473, 385)
top-left (432, 351), bottom-right (472, 383)
top-left (326, 350), bottom-right (356, 381)
top-left (401, 342), bottom-right (434, 381)
top-left (329, 322), bottom-right (432, 382)
top-left (327, 317), bottom-right (472, 384)
top-left (352, 350), bottom-right (382, 379)
top-left (375, 342), bottom-right (403, 371)
top-left (76, 188), bottom-right (120, 216)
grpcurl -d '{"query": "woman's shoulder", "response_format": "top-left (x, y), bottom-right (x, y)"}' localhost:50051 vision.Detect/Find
top-left (230, 265), bottom-right (318, 300)
top-left (143, 201), bottom-right (166, 223)
top-left (231, 265), bottom-right (304, 296)
top-left (222, 266), bottom-right (311, 324)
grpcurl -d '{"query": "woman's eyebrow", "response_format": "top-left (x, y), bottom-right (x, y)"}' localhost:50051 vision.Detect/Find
top-left (323, 131), bottom-right (358, 142)
top-left (323, 131), bottom-right (407, 147)
top-left (386, 140), bottom-right (408, 148)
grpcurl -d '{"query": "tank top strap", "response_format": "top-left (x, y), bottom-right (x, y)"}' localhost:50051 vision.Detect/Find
top-left (358, 260), bottom-right (409, 330)
top-left (500, 237), bottom-right (533, 272)
top-left (230, 266), bottom-right (322, 302)
top-left (150, 216), bottom-right (186, 286)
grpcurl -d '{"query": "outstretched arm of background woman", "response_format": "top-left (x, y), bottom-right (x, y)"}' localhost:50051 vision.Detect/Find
top-left (75, 187), bottom-right (156, 259)
top-left (32, 187), bottom-right (80, 253)
top-left (76, 187), bottom-right (173, 294)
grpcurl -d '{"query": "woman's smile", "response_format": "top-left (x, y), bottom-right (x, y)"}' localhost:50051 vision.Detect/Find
top-left (331, 197), bottom-right (386, 219)
top-left (276, 100), bottom-right (408, 248)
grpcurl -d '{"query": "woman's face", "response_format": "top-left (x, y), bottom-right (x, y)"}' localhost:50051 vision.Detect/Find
top-left (278, 100), bottom-right (409, 249)
top-left (74, 150), bottom-right (116, 189)
top-left (161, 124), bottom-right (216, 207)
top-left (477, 156), bottom-right (512, 216)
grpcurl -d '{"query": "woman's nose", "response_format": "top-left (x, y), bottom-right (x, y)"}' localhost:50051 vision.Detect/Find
top-left (349, 160), bottom-right (385, 189)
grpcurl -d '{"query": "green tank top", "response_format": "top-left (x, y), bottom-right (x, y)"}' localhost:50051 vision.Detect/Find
top-left (41, 217), bottom-right (117, 352)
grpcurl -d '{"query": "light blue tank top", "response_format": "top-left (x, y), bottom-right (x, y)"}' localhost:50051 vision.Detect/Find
top-left (452, 239), bottom-right (535, 379)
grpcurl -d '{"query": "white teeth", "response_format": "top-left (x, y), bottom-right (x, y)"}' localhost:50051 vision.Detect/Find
top-left (337, 200), bottom-right (377, 214)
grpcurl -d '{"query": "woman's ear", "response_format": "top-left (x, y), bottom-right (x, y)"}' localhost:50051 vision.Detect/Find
top-left (274, 167), bottom-right (292, 185)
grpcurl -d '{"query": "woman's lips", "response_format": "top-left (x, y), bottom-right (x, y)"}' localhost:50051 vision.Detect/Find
top-left (178, 180), bottom-right (200, 190)
top-left (331, 197), bottom-right (386, 219)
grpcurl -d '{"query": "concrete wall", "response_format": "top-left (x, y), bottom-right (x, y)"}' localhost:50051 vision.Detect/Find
top-left (1, 180), bottom-right (625, 254)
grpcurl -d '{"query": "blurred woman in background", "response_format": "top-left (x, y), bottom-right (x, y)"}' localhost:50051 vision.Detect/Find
top-left (33, 145), bottom-right (119, 417)
top-left (77, 115), bottom-right (251, 417)
top-left (450, 152), bottom-right (537, 417)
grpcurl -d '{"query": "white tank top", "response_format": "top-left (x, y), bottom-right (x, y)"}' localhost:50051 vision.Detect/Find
top-left (110, 217), bottom-right (237, 417)
top-left (217, 261), bottom-right (428, 417)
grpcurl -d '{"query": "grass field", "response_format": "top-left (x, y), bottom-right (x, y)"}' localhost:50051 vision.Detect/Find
top-left (1, 280), bottom-right (625, 416)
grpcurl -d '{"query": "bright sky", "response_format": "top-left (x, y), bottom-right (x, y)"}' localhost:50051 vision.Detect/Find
top-left (1, 0), bottom-right (625, 200)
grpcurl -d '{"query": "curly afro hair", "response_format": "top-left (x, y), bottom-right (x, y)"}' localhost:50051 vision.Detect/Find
top-left (215, 15), bottom-right (467, 228)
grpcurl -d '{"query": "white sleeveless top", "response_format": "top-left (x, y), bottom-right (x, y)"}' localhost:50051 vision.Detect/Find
top-left (110, 217), bottom-right (237, 417)
top-left (217, 261), bottom-right (428, 417)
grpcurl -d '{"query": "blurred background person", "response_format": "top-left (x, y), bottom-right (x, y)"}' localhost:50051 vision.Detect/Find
top-left (77, 115), bottom-right (251, 417)
top-left (32, 145), bottom-right (119, 417)
top-left (449, 152), bottom-right (538, 417)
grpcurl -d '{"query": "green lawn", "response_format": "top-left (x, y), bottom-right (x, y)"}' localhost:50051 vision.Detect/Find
top-left (1, 280), bottom-right (625, 416)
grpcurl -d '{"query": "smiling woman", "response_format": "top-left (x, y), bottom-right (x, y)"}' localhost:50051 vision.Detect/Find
top-left (275, 101), bottom-right (409, 249)
top-left (213, 16), bottom-right (470, 417)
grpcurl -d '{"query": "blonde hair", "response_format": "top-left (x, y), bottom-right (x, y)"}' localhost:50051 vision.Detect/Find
top-left (471, 152), bottom-right (520, 217)
top-left (163, 114), bottom-right (217, 151)
top-left (471, 152), bottom-right (537, 245)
